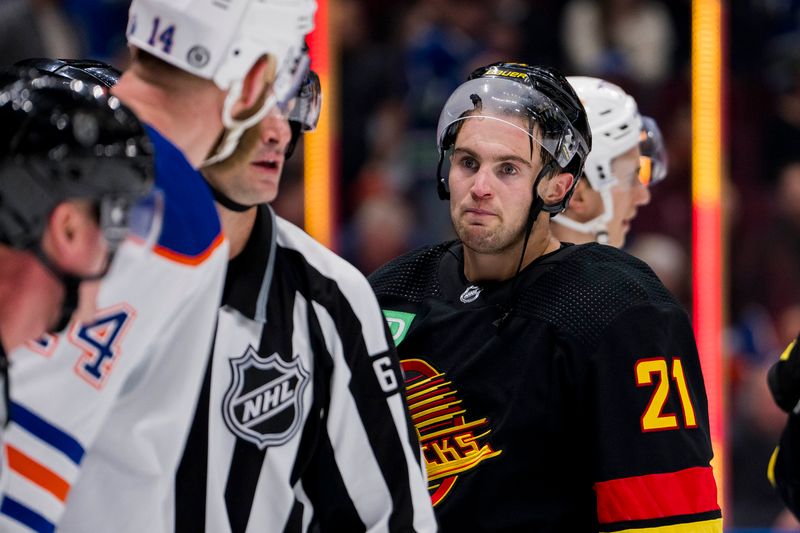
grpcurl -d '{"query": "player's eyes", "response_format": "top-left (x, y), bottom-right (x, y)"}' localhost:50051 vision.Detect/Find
top-left (458, 156), bottom-right (478, 170)
top-left (499, 163), bottom-right (518, 176)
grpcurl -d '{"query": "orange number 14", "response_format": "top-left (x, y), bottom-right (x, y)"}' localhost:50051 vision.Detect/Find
top-left (635, 357), bottom-right (698, 432)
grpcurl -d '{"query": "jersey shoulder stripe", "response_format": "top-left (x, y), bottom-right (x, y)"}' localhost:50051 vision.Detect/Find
top-left (9, 402), bottom-right (84, 465)
top-left (144, 125), bottom-right (223, 263)
top-left (595, 466), bottom-right (720, 527)
top-left (0, 496), bottom-right (55, 533)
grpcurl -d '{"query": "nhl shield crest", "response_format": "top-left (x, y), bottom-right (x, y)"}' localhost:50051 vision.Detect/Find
top-left (223, 347), bottom-right (310, 449)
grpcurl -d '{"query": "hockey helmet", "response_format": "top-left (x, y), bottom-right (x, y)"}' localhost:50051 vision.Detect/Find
top-left (551, 76), bottom-right (642, 241)
top-left (127, 0), bottom-right (316, 165)
top-left (0, 68), bottom-right (154, 253)
top-left (567, 76), bottom-right (642, 192)
top-left (436, 62), bottom-right (591, 213)
top-left (14, 58), bottom-right (122, 89)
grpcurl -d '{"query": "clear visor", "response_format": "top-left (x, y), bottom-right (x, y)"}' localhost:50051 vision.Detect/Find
top-left (100, 187), bottom-right (164, 254)
top-left (639, 116), bottom-right (668, 186)
top-left (289, 70), bottom-right (321, 131)
top-left (436, 77), bottom-right (589, 169)
top-left (274, 51), bottom-right (311, 117)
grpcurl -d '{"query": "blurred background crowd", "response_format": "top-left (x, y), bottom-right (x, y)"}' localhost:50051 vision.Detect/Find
top-left (2, 0), bottom-right (800, 530)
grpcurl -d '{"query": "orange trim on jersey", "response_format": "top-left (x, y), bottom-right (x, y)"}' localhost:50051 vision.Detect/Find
top-left (6, 445), bottom-right (70, 502)
top-left (594, 466), bottom-right (719, 524)
top-left (607, 517), bottom-right (722, 533)
top-left (153, 232), bottom-right (225, 266)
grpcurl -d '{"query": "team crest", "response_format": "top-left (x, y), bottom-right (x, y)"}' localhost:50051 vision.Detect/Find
top-left (223, 347), bottom-right (309, 450)
top-left (402, 358), bottom-right (502, 506)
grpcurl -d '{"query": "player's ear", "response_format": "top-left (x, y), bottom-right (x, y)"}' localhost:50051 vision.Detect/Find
top-left (46, 202), bottom-right (79, 255)
top-left (234, 55), bottom-right (272, 114)
top-left (566, 178), bottom-right (591, 215)
top-left (541, 171), bottom-right (574, 205)
top-left (44, 201), bottom-right (101, 271)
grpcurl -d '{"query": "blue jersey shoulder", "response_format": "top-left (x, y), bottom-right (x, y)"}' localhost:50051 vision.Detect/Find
top-left (144, 125), bottom-right (222, 261)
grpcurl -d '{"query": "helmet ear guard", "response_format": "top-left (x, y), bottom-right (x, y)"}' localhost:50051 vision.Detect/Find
top-left (436, 123), bottom-right (459, 200)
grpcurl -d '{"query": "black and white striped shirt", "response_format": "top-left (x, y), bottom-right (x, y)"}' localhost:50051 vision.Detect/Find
top-left (176, 204), bottom-right (437, 532)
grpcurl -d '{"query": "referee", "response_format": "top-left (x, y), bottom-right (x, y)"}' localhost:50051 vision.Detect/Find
top-left (176, 69), bottom-right (437, 532)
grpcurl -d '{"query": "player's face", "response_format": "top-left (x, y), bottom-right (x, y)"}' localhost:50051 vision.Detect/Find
top-left (448, 116), bottom-right (543, 255)
top-left (42, 200), bottom-right (111, 328)
top-left (240, 109), bottom-right (292, 204)
top-left (607, 145), bottom-right (649, 247)
top-left (212, 108), bottom-right (292, 206)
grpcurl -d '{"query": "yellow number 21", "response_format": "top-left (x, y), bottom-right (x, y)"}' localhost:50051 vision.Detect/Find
top-left (635, 357), bottom-right (698, 432)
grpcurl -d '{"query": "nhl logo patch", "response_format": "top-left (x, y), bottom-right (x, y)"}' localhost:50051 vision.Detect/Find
top-left (223, 347), bottom-right (309, 449)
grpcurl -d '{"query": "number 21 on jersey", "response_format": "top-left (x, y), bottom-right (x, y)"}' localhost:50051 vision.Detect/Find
top-left (635, 357), bottom-right (697, 432)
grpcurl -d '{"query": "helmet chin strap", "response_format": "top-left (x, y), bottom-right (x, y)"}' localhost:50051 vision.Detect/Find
top-left (202, 80), bottom-right (280, 168)
top-left (552, 186), bottom-right (615, 244)
top-left (494, 161), bottom-right (556, 330)
top-left (207, 185), bottom-right (254, 212)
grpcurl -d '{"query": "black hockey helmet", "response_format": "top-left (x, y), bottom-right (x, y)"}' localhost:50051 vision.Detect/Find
top-left (0, 67), bottom-right (154, 252)
top-left (14, 57), bottom-right (122, 89)
top-left (435, 62), bottom-right (592, 212)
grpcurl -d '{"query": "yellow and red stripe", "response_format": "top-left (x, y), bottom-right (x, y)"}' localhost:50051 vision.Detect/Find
top-left (304, 0), bottom-right (338, 250)
top-left (691, 0), bottom-right (726, 514)
top-left (595, 466), bottom-right (719, 524)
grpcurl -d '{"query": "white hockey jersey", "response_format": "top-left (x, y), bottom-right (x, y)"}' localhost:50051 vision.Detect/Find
top-left (0, 125), bottom-right (228, 533)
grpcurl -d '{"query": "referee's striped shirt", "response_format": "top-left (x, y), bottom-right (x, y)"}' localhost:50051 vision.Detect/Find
top-left (176, 204), bottom-right (437, 533)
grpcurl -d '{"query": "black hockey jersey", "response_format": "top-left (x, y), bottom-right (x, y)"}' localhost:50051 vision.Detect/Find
top-left (767, 334), bottom-right (800, 519)
top-left (175, 204), bottom-right (436, 533)
top-left (369, 241), bottom-right (722, 532)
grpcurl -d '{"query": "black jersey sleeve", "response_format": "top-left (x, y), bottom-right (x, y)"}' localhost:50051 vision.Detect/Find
top-left (768, 334), bottom-right (800, 413)
top-left (578, 301), bottom-right (722, 532)
top-left (769, 412), bottom-right (800, 520)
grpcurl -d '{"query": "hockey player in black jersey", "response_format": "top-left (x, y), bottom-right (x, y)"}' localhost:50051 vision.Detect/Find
top-left (767, 334), bottom-right (800, 519)
top-left (176, 69), bottom-right (437, 532)
top-left (369, 62), bottom-right (721, 532)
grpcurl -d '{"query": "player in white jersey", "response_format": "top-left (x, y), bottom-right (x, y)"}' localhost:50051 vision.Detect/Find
top-left (176, 70), bottom-right (437, 532)
top-left (0, 1), bottom-right (317, 532)
top-left (0, 68), bottom-right (155, 411)
top-left (551, 77), bottom-right (666, 248)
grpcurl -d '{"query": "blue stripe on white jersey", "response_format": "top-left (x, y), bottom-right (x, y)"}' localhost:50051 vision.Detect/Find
top-left (0, 496), bottom-right (55, 533)
top-left (9, 402), bottom-right (84, 465)
top-left (144, 124), bottom-right (222, 259)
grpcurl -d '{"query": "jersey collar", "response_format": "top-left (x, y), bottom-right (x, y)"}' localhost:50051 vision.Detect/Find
top-left (221, 204), bottom-right (277, 323)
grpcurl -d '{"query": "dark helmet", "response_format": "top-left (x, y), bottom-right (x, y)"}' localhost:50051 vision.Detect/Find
top-left (0, 67), bottom-right (154, 252)
top-left (436, 62), bottom-right (592, 212)
top-left (14, 57), bottom-right (122, 89)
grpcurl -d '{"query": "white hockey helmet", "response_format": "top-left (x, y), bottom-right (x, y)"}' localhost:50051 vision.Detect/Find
top-left (127, 0), bottom-right (316, 165)
top-left (553, 76), bottom-right (642, 242)
top-left (569, 76), bottom-right (642, 191)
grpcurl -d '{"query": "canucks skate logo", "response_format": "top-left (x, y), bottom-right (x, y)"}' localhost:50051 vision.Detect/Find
top-left (402, 358), bottom-right (502, 506)
top-left (223, 347), bottom-right (309, 449)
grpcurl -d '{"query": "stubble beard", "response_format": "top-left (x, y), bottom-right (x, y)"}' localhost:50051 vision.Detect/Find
top-left (452, 212), bottom-right (528, 256)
